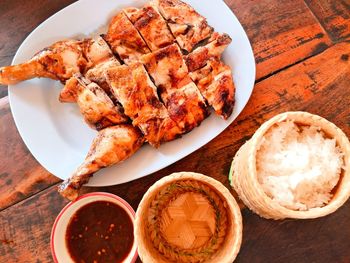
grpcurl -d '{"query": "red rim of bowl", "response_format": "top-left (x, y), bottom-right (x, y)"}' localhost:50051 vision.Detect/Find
top-left (50, 192), bottom-right (138, 263)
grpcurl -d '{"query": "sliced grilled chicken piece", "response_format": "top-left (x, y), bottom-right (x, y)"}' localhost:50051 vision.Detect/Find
top-left (82, 36), bottom-right (119, 67)
top-left (124, 4), bottom-right (174, 51)
top-left (60, 74), bottom-right (128, 130)
top-left (58, 125), bottom-right (144, 200)
top-left (142, 44), bottom-right (208, 132)
top-left (105, 12), bottom-right (150, 64)
top-left (83, 36), bottom-right (121, 90)
top-left (0, 40), bottom-right (88, 85)
top-left (106, 62), bottom-right (182, 147)
top-left (190, 59), bottom-right (235, 119)
top-left (185, 32), bottom-right (232, 72)
top-left (59, 37), bottom-right (120, 101)
top-left (84, 59), bottom-right (121, 94)
top-left (153, 0), bottom-right (213, 52)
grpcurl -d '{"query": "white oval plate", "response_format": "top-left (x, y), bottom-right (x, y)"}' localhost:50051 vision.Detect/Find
top-left (8, 0), bottom-right (255, 186)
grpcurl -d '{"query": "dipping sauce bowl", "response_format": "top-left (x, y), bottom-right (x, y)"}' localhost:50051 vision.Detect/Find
top-left (51, 192), bottom-right (137, 263)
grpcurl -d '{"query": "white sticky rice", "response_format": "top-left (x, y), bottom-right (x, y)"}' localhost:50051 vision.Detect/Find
top-left (256, 121), bottom-right (344, 211)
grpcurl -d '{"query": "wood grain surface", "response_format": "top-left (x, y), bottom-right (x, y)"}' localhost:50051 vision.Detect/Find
top-left (305, 0), bottom-right (350, 42)
top-left (0, 0), bottom-right (349, 262)
top-left (0, 97), bottom-right (59, 211)
top-left (226, 0), bottom-right (332, 80)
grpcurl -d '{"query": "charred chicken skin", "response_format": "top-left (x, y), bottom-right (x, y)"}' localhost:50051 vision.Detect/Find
top-left (82, 36), bottom-right (121, 93)
top-left (190, 59), bottom-right (235, 119)
top-left (153, 0), bottom-right (213, 52)
top-left (104, 12), bottom-right (150, 64)
top-left (106, 62), bottom-right (182, 147)
top-left (61, 75), bottom-right (128, 130)
top-left (185, 32), bottom-right (232, 72)
top-left (59, 36), bottom-right (121, 101)
top-left (124, 4), bottom-right (174, 51)
top-left (142, 44), bottom-right (208, 132)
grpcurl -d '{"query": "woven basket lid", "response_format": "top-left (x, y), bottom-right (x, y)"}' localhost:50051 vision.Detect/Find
top-left (135, 172), bottom-right (242, 263)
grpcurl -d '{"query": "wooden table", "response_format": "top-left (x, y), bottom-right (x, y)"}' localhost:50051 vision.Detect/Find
top-left (0, 0), bottom-right (349, 262)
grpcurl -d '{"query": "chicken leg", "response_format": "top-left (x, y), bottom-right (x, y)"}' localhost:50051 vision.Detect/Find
top-left (58, 124), bottom-right (144, 200)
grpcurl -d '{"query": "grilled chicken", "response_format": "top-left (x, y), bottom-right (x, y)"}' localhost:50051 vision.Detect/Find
top-left (142, 44), bottom-right (208, 132)
top-left (185, 32), bottom-right (232, 72)
top-left (82, 37), bottom-right (121, 95)
top-left (190, 59), bottom-right (235, 119)
top-left (58, 125), bottom-right (144, 200)
top-left (83, 37), bottom-right (117, 65)
top-left (106, 62), bottom-right (182, 147)
top-left (0, 40), bottom-right (87, 85)
top-left (60, 74), bottom-right (128, 130)
top-left (124, 4), bottom-right (174, 51)
top-left (77, 37), bottom-right (125, 117)
top-left (105, 12), bottom-right (150, 64)
top-left (83, 36), bottom-right (121, 90)
top-left (84, 59), bottom-right (121, 94)
top-left (153, 0), bottom-right (213, 52)
top-left (58, 37), bottom-right (120, 101)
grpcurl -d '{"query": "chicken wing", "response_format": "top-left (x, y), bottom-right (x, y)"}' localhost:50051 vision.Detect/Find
top-left (60, 74), bottom-right (128, 130)
top-left (142, 44), bottom-right (208, 132)
top-left (0, 36), bottom-right (118, 86)
top-left (105, 12), bottom-right (150, 64)
top-left (106, 62), bottom-right (182, 147)
top-left (153, 0), bottom-right (213, 52)
top-left (189, 59), bottom-right (235, 119)
top-left (185, 32), bottom-right (232, 72)
top-left (0, 40), bottom-right (87, 85)
top-left (58, 124), bottom-right (144, 200)
top-left (124, 4), bottom-right (174, 51)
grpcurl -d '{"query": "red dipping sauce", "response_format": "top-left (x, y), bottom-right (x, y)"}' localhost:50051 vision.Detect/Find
top-left (65, 201), bottom-right (134, 263)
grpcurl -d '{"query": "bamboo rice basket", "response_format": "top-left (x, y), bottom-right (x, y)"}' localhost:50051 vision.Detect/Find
top-left (230, 111), bottom-right (350, 220)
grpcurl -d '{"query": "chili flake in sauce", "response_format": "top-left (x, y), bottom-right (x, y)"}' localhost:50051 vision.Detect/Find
top-left (65, 200), bottom-right (134, 263)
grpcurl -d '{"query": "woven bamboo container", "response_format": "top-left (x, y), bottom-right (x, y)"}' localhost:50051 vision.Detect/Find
top-left (135, 172), bottom-right (242, 263)
top-left (230, 111), bottom-right (350, 220)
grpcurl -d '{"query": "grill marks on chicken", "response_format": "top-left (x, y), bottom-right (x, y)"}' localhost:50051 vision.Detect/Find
top-left (82, 37), bottom-right (121, 93)
top-left (58, 125), bottom-right (144, 200)
top-left (142, 44), bottom-right (208, 132)
top-left (124, 5), bottom-right (174, 51)
top-left (105, 12), bottom-right (150, 64)
top-left (59, 37), bottom-right (122, 102)
top-left (82, 37), bottom-right (119, 67)
top-left (190, 59), bottom-right (235, 119)
top-left (153, 0), bottom-right (213, 52)
top-left (106, 63), bottom-right (182, 147)
top-left (185, 32), bottom-right (232, 72)
top-left (61, 75), bottom-right (128, 130)
top-left (57, 37), bottom-right (129, 130)
top-left (185, 32), bottom-right (235, 119)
